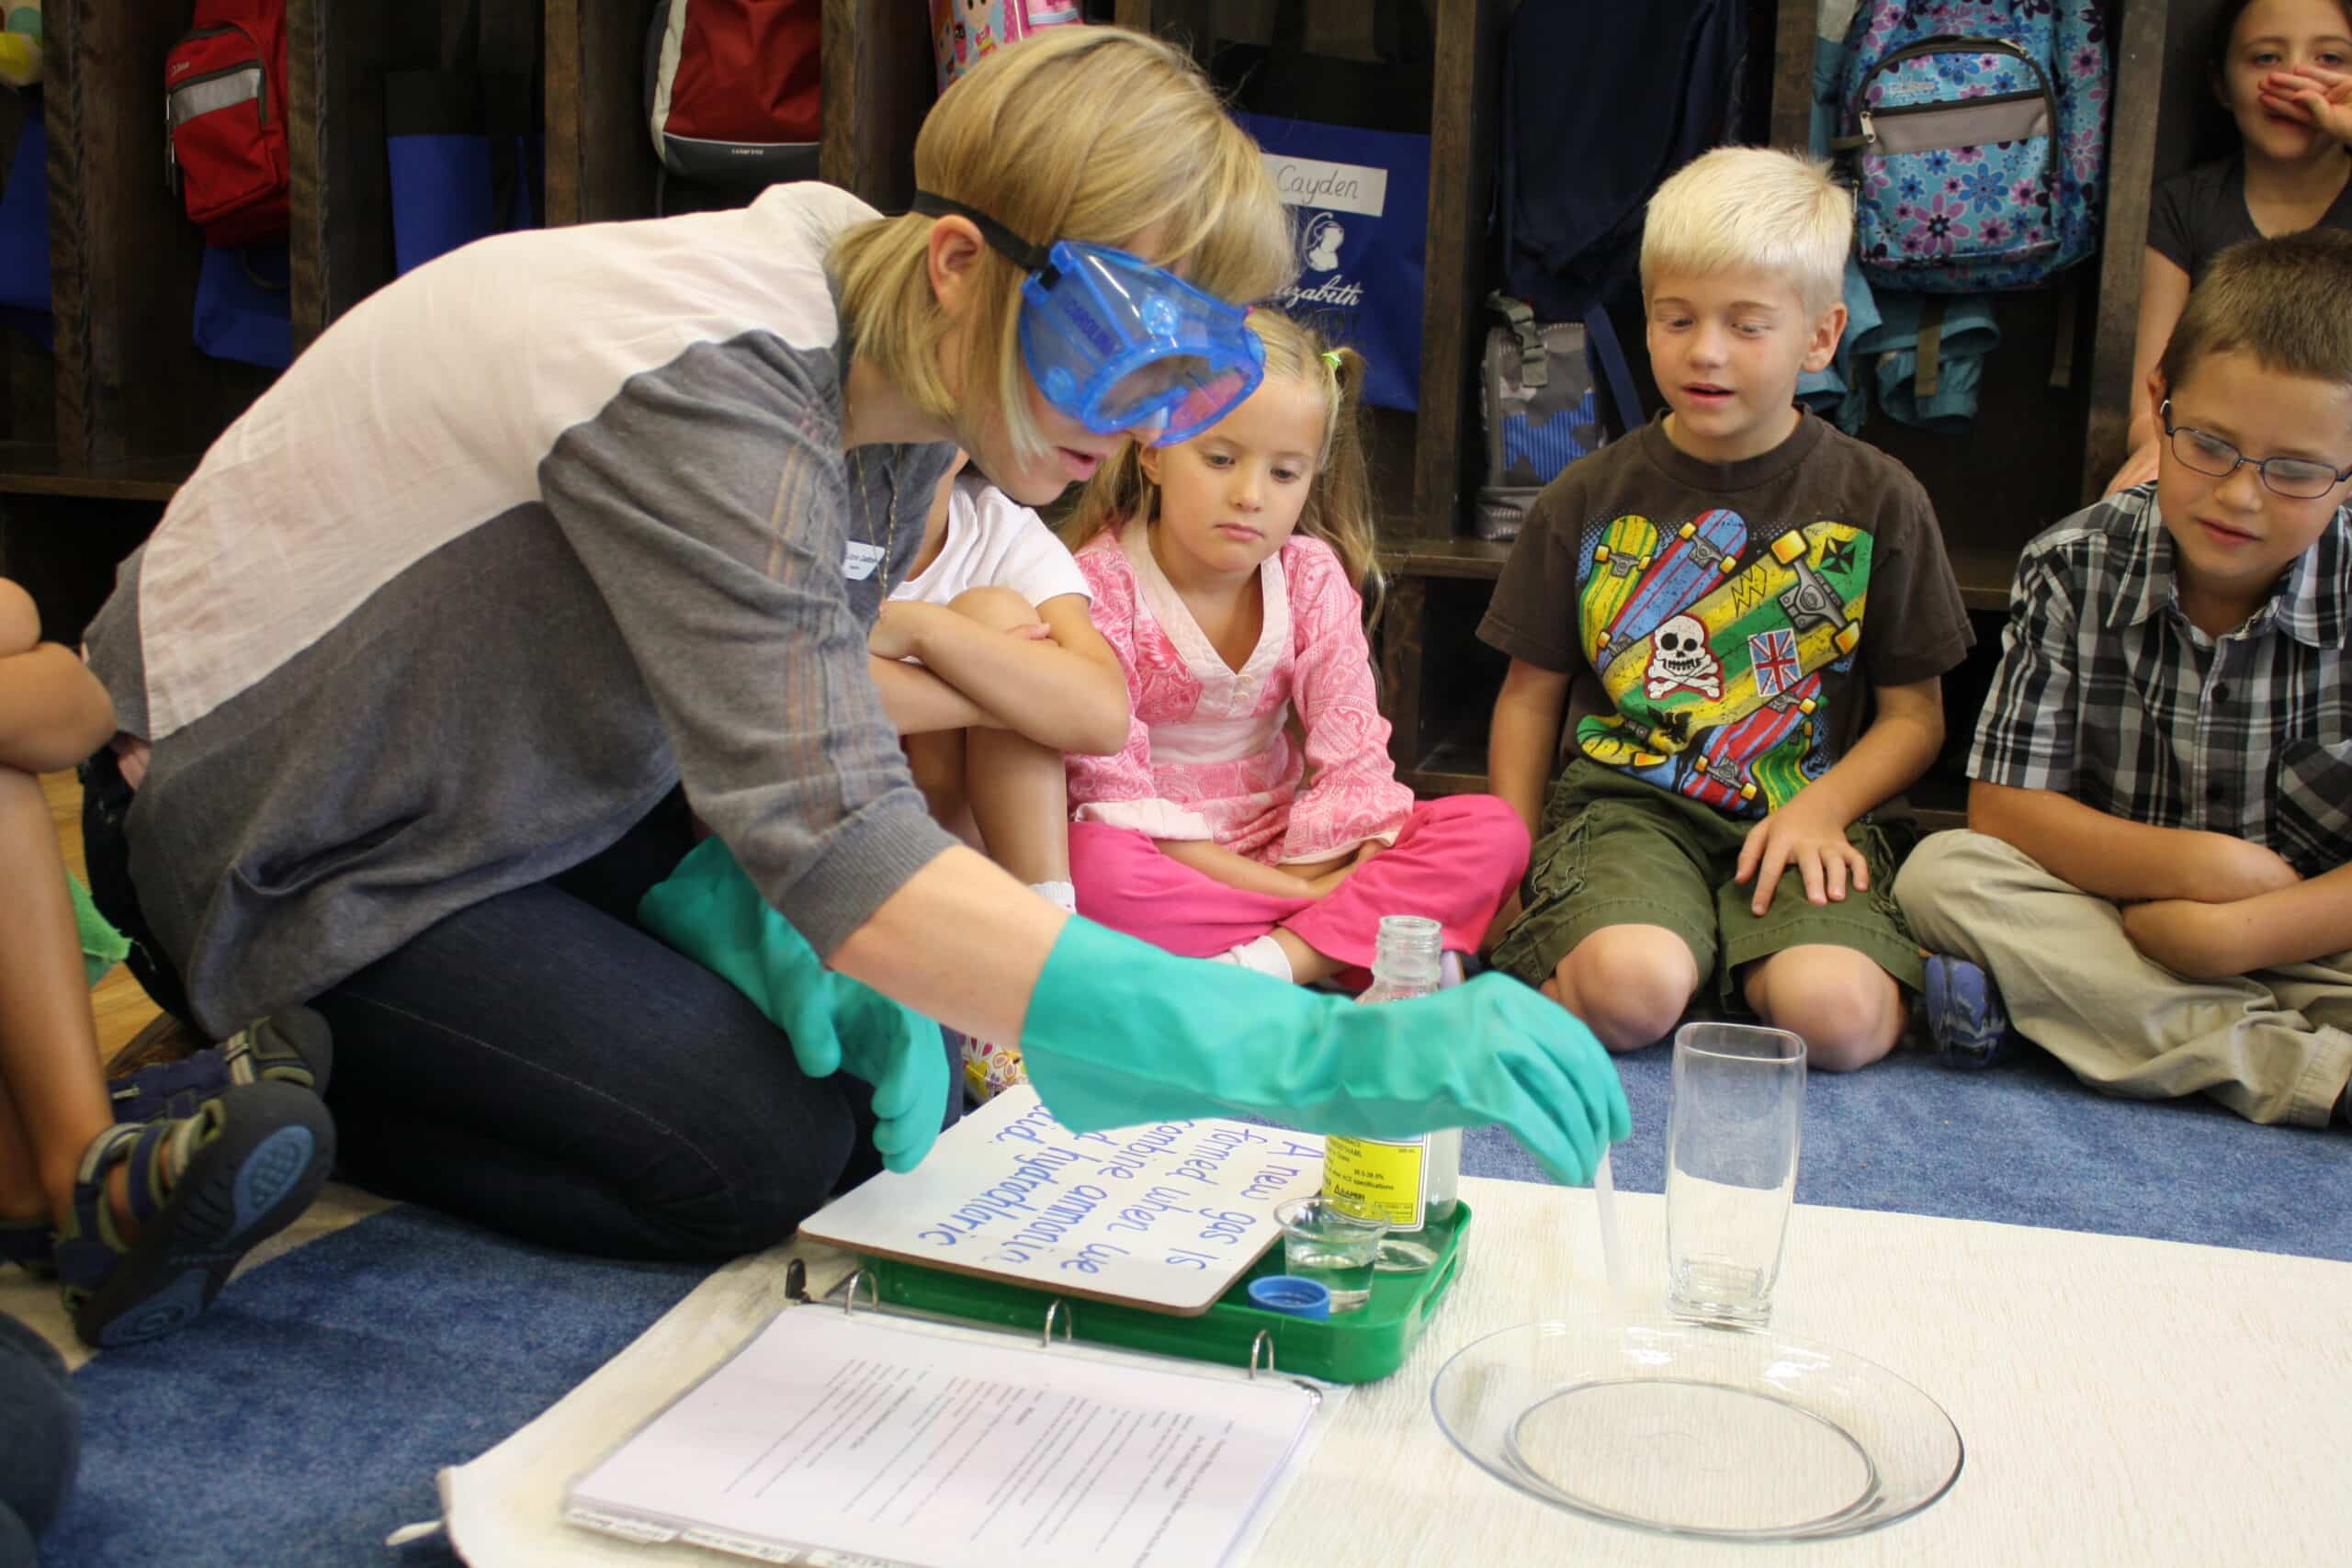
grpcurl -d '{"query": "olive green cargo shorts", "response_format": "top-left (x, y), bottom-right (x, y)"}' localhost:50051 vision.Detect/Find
top-left (1491, 761), bottom-right (1927, 1003)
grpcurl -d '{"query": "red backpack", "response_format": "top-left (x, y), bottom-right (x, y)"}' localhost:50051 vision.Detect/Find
top-left (645, 0), bottom-right (821, 187)
top-left (164, 0), bottom-right (290, 246)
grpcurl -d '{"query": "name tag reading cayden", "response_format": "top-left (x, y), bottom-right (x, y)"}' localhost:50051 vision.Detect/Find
top-left (843, 541), bottom-right (885, 581)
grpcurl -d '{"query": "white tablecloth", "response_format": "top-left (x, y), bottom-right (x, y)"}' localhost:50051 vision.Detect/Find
top-left (437, 1176), bottom-right (2352, 1566)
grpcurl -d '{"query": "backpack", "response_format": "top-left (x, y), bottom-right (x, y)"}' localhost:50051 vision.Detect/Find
top-left (931, 2), bottom-right (1083, 93)
top-left (1475, 294), bottom-right (1642, 542)
top-left (1837, 1), bottom-right (2109, 292)
top-left (164, 0), bottom-right (289, 246)
top-left (386, 0), bottom-right (540, 276)
top-left (645, 0), bottom-right (820, 186)
top-left (1497, 0), bottom-right (1746, 322)
top-left (1235, 110), bottom-right (1431, 413)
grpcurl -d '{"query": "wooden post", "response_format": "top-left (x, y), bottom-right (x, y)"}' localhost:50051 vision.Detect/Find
top-left (544, 0), bottom-right (659, 226)
top-left (287, 0), bottom-right (417, 355)
top-left (1769, 0), bottom-right (1820, 152)
top-left (2080, 0), bottom-right (2171, 502)
top-left (821, 0), bottom-right (933, 214)
top-left (1379, 574), bottom-right (1430, 775)
top-left (48, 4), bottom-right (270, 467)
top-left (1408, 0), bottom-right (1500, 543)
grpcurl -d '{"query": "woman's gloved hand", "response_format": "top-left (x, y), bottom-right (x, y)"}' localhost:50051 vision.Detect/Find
top-left (639, 839), bottom-right (945, 1173)
top-left (1021, 917), bottom-right (1631, 1185)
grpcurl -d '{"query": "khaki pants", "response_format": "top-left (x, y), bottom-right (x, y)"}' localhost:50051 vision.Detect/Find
top-left (1894, 830), bottom-right (2352, 1128)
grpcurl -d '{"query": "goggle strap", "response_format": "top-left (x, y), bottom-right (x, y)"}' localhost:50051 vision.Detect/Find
top-left (910, 191), bottom-right (1056, 278)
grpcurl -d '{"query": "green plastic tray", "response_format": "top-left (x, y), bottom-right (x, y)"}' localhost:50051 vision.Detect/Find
top-left (854, 1200), bottom-right (1471, 1384)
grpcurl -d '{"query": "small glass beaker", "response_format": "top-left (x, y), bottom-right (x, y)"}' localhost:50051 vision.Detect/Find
top-left (1273, 1196), bottom-right (1388, 1313)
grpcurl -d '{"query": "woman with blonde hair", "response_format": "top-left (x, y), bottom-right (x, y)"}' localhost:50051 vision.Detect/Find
top-left (82, 28), bottom-right (1626, 1260)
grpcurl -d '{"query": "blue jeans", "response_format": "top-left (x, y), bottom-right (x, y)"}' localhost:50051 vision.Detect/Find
top-left (0, 1312), bottom-right (77, 1566)
top-left (83, 758), bottom-right (959, 1261)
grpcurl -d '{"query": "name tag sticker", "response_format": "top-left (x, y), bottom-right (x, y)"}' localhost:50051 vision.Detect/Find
top-left (843, 540), bottom-right (885, 581)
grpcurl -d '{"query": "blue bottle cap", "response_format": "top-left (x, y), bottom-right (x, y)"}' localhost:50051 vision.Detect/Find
top-left (1248, 1276), bottom-right (1332, 1319)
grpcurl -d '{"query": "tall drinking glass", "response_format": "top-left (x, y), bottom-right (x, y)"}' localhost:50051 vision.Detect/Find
top-left (1664, 1022), bottom-right (1804, 1328)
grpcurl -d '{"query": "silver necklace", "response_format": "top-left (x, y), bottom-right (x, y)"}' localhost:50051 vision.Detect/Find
top-left (850, 451), bottom-right (900, 595)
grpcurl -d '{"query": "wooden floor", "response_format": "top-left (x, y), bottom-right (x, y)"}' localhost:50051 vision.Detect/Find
top-left (41, 770), bottom-right (163, 1065)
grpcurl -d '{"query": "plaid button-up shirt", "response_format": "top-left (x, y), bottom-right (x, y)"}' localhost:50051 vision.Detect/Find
top-left (1968, 487), bottom-right (2352, 879)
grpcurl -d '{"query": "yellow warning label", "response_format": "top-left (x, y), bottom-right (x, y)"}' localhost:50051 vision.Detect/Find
top-left (1321, 1136), bottom-right (1429, 1229)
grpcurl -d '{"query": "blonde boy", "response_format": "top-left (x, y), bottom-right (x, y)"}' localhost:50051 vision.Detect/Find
top-left (1897, 231), bottom-right (2352, 1128)
top-left (1482, 148), bottom-right (1972, 1069)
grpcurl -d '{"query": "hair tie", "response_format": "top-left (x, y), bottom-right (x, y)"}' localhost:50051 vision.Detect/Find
top-left (1320, 349), bottom-right (1342, 369)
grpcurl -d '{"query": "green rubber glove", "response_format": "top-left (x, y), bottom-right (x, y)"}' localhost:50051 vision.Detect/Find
top-left (1022, 917), bottom-right (1632, 1186)
top-left (637, 839), bottom-right (946, 1173)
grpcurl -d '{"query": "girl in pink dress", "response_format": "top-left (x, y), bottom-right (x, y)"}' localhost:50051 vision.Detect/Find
top-left (1061, 312), bottom-right (1529, 985)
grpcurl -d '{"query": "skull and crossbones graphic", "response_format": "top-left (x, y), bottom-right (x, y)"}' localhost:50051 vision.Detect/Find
top-left (1644, 615), bottom-right (1722, 700)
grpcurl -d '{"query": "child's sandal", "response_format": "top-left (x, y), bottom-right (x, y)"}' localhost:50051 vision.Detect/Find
top-left (107, 1007), bottom-right (334, 1124)
top-left (56, 1080), bottom-right (334, 1348)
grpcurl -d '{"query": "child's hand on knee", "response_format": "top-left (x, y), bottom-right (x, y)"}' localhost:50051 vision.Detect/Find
top-left (1736, 798), bottom-right (1868, 916)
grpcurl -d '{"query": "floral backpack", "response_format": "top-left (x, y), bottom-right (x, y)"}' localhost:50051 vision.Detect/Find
top-left (1835, 1), bottom-right (2109, 291)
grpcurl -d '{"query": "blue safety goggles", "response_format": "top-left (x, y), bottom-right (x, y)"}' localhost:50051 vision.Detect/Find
top-left (913, 193), bottom-right (1263, 445)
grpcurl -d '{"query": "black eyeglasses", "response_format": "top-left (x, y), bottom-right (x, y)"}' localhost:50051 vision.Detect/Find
top-left (2161, 400), bottom-right (2352, 501)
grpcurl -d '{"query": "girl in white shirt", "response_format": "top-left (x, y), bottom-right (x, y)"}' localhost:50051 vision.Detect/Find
top-left (879, 457), bottom-right (1126, 1092)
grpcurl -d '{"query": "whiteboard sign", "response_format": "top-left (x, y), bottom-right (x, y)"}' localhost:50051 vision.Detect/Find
top-left (799, 1087), bottom-right (1326, 1314)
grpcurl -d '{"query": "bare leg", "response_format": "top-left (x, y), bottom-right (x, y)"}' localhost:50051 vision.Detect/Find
top-left (903, 729), bottom-right (984, 849)
top-left (966, 727), bottom-right (1070, 885)
top-left (931, 585), bottom-right (1073, 886)
top-left (0, 766), bottom-right (117, 1227)
top-left (0, 1077), bottom-right (40, 1224)
top-left (1549, 925), bottom-right (1702, 1052)
top-left (1267, 928), bottom-right (1347, 987)
top-left (1742, 945), bottom-right (1905, 1072)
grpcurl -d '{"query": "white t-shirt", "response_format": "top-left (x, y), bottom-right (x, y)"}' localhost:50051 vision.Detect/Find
top-left (888, 476), bottom-right (1091, 611)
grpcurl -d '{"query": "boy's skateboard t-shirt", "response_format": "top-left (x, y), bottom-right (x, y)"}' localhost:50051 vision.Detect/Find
top-left (1480, 411), bottom-right (1971, 819)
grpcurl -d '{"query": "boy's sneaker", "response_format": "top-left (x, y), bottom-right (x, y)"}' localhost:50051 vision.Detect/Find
top-left (107, 1008), bottom-right (333, 1124)
top-left (1921, 955), bottom-right (2018, 1070)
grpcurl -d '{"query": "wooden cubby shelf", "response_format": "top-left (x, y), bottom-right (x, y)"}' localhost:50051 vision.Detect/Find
top-left (0, 445), bottom-right (193, 502)
top-left (2, 0), bottom-right (942, 633)
top-left (0, 0), bottom-right (2237, 810)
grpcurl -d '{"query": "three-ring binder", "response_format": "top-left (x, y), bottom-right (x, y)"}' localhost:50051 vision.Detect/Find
top-left (811, 1269), bottom-right (1322, 1404)
top-left (1041, 1297), bottom-right (1074, 1348)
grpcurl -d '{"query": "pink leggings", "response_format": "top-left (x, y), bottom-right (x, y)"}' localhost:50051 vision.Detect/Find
top-left (1068, 795), bottom-right (1531, 970)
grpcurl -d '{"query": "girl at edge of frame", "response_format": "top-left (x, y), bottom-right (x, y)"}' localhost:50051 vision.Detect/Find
top-left (2107, 0), bottom-right (2352, 493)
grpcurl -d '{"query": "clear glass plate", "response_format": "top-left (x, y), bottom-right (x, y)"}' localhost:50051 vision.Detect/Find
top-left (1430, 1317), bottom-right (1964, 1541)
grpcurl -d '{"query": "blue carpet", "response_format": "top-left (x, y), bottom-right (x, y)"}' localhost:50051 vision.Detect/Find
top-left (39, 1048), bottom-right (2347, 1566)
top-left (1463, 1043), bottom-right (2352, 1262)
top-left (41, 1206), bottom-right (710, 1568)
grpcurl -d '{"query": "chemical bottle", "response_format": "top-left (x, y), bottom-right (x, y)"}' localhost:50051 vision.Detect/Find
top-left (1320, 914), bottom-right (1458, 1271)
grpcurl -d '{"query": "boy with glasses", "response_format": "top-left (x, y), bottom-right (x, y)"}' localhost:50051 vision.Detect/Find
top-left (1896, 231), bottom-right (2352, 1129)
